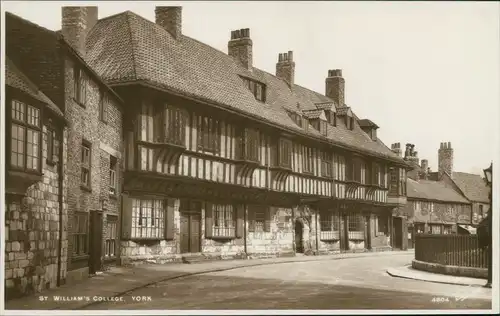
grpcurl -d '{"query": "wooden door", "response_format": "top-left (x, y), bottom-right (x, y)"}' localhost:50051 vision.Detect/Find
top-left (180, 212), bottom-right (190, 254)
top-left (294, 220), bottom-right (304, 253)
top-left (180, 200), bottom-right (201, 254)
top-left (89, 210), bottom-right (103, 274)
top-left (340, 213), bottom-right (349, 251)
top-left (365, 215), bottom-right (372, 250)
top-left (189, 213), bottom-right (201, 253)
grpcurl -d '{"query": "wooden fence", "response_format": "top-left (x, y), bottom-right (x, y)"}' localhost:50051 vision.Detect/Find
top-left (414, 234), bottom-right (488, 268)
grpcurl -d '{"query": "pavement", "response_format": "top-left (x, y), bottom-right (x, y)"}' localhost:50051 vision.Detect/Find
top-left (4, 249), bottom-right (493, 310)
top-left (5, 250), bottom-right (414, 311)
top-left (386, 265), bottom-right (488, 287)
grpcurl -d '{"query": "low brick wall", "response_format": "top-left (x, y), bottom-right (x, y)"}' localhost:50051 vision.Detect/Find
top-left (412, 259), bottom-right (487, 279)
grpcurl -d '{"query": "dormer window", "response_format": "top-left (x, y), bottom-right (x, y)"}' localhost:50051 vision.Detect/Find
top-left (319, 120), bottom-right (328, 136)
top-left (346, 116), bottom-right (354, 130)
top-left (325, 111), bottom-right (336, 127)
top-left (241, 77), bottom-right (266, 102)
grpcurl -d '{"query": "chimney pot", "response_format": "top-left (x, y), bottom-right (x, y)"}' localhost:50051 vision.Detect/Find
top-left (228, 27), bottom-right (253, 70)
top-left (326, 69), bottom-right (345, 107)
top-left (276, 50), bottom-right (295, 86)
top-left (438, 140), bottom-right (454, 177)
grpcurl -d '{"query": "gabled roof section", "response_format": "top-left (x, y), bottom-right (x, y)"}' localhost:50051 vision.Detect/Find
top-left (302, 109), bottom-right (323, 119)
top-left (315, 102), bottom-right (335, 111)
top-left (83, 10), bottom-right (406, 164)
top-left (6, 12), bottom-right (123, 108)
top-left (358, 119), bottom-right (379, 129)
top-left (337, 106), bottom-right (352, 117)
top-left (407, 179), bottom-right (470, 204)
top-left (451, 172), bottom-right (490, 203)
top-left (5, 57), bottom-right (64, 118)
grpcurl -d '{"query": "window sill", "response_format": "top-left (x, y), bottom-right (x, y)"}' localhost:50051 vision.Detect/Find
top-left (80, 185), bottom-right (92, 193)
top-left (72, 254), bottom-right (89, 262)
top-left (320, 238), bottom-right (340, 242)
top-left (210, 236), bottom-right (236, 241)
top-left (73, 97), bottom-right (86, 108)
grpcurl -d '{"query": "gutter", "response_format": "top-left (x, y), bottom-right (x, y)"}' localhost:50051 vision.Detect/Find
top-left (56, 125), bottom-right (64, 286)
top-left (109, 80), bottom-right (409, 168)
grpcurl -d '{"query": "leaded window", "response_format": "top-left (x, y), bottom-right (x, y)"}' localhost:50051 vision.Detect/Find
top-left (132, 199), bottom-right (165, 239)
top-left (10, 100), bottom-right (41, 172)
top-left (213, 204), bottom-right (236, 237)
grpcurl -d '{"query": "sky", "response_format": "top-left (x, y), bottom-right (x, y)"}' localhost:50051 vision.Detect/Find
top-left (3, 1), bottom-right (499, 175)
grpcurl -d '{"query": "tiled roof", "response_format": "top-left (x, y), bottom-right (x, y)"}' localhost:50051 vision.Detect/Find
top-left (452, 172), bottom-right (490, 203)
top-left (407, 179), bottom-right (470, 204)
top-left (83, 11), bottom-right (406, 164)
top-left (315, 102), bottom-right (334, 111)
top-left (5, 57), bottom-right (64, 118)
top-left (358, 119), bottom-right (379, 129)
top-left (5, 12), bottom-right (123, 109)
top-left (336, 106), bottom-right (352, 116)
top-left (302, 109), bottom-right (323, 119)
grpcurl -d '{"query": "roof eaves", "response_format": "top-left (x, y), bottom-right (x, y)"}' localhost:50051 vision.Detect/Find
top-left (113, 79), bottom-right (408, 166)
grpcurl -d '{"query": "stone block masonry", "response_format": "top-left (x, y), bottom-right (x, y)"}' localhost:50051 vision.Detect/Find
top-left (4, 126), bottom-right (68, 300)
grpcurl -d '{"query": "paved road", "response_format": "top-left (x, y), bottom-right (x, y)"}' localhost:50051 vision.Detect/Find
top-left (82, 253), bottom-right (492, 310)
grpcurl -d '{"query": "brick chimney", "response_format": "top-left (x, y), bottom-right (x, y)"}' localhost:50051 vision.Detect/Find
top-left (420, 159), bottom-right (429, 180)
top-left (155, 6), bottom-right (182, 40)
top-left (326, 69), bottom-right (345, 107)
top-left (61, 6), bottom-right (98, 57)
top-left (276, 51), bottom-right (295, 86)
top-left (228, 28), bottom-right (253, 70)
top-left (391, 143), bottom-right (402, 157)
top-left (438, 142), bottom-right (453, 178)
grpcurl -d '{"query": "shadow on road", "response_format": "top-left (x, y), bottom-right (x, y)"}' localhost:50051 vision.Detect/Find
top-left (83, 273), bottom-right (492, 310)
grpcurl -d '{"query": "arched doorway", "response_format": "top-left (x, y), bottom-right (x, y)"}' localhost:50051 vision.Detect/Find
top-left (295, 219), bottom-right (304, 253)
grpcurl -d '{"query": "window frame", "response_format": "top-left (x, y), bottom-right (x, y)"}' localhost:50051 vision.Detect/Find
top-left (278, 138), bottom-right (293, 169)
top-left (80, 140), bottom-right (92, 190)
top-left (213, 204), bottom-right (236, 238)
top-left (197, 115), bottom-right (220, 154)
top-left (321, 150), bottom-right (332, 178)
top-left (9, 99), bottom-right (43, 173)
top-left (248, 206), bottom-right (268, 233)
top-left (302, 146), bottom-right (314, 174)
top-left (109, 155), bottom-right (118, 196)
top-left (46, 125), bottom-right (60, 166)
top-left (72, 212), bottom-right (89, 257)
top-left (131, 199), bottom-right (165, 240)
top-left (242, 128), bottom-right (260, 162)
top-left (319, 119), bottom-right (328, 136)
top-left (242, 77), bottom-right (266, 102)
top-left (105, 215), bottom-right (118, 258)
top-left (74, 67), bottom-right (87, 107)
top-left (99, 90), bottom-right (109, 124)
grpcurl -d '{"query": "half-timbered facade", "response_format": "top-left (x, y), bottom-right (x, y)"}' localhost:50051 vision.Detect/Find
top-left (6, 6), bottom-right (410, 267)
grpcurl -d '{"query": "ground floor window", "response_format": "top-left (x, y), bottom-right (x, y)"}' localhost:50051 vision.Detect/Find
top-left (374, 214), bottom-right (389, 236)
top-left (105, 215), bottom-right (118, 258)
top-left (414, 223), bottom-right (425, 234)
top-left (72, 212), bottom-right (88, 256)
top-left (213, 204), bottom-right (236, 237)
top-left (443, 225), bottom-right (453, 235)
top-left (348, 213), bottom-right (364, 240)
top-left (320, 210), bottom-right (340, 240)
top-left (132, 199), bottom-right (165, 239)
top-left (248, 205), bottom-right (270, 232)
top-left (429, 224), bottom-right (442, 234)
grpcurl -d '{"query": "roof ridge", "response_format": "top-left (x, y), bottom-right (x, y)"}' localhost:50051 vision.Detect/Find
top-left (124, 11), bottom-right (138, 80)
top-left (5, 11), bottom-right (59, 34)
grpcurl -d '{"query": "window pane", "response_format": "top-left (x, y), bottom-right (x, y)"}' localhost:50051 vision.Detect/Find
top-left (27, 105), bottom-right (40, 127)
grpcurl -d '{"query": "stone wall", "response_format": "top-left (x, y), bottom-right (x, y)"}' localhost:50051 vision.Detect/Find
top-left (246, 207), bottom-right (294, 258)
top-left (4, 125), bottom-right (68, 300)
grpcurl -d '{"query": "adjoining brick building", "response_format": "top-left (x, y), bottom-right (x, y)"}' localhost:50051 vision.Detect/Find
top-left (5, 11), bottom-right (123, 298)
top-left (391, 141), bottom-right (489, 247)
top-left (5, 5), bottom-right (413, 298)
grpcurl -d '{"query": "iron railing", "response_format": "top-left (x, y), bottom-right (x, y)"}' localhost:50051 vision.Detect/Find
top-left (414, 234), bottom-right (488, 268)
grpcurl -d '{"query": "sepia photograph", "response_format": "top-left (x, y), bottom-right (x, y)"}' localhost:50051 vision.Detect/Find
top-left (1, 1), bottom-right (498, 314)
